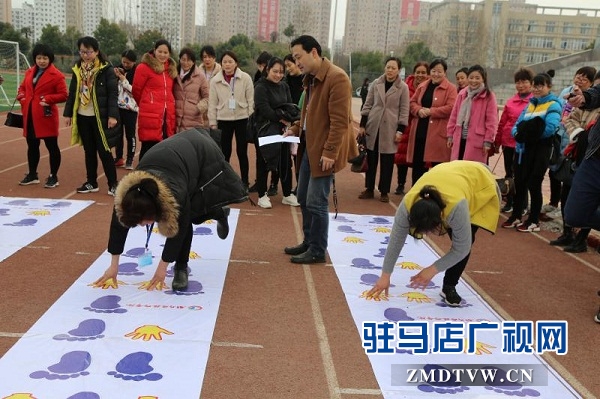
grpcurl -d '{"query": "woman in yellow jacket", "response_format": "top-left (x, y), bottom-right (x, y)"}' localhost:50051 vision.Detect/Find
top-left (367, 160), bottom-right (500, 306)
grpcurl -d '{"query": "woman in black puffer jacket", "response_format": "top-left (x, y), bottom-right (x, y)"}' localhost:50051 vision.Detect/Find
top-left (253, 57), bottom-right (299, 209)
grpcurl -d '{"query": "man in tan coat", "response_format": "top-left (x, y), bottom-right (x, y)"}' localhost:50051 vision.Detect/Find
top-left (283, 35), bottom-right (357, 264)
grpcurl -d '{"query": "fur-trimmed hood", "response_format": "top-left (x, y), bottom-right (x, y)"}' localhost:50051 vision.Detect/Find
top-left (141, 52), bottom-right (178, 79)
top-left (114, 170), bottom-right (180, 238)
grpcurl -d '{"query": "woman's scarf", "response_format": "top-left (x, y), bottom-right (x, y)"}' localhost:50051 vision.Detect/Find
top-left (79, 58), bottom-right (101, 107)
top-left (456, 84), bottom-right (485, 127)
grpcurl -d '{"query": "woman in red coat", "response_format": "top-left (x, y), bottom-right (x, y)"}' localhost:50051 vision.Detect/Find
top-left (17, 44), bottom-right (68, 188)
top-left (132, 39), bottom-right (177, 160)
top-left (394, 61), bottom-right (429, 195)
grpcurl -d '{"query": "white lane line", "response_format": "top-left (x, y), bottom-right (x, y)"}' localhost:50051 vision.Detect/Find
top-left (337, 388), bottom-right (381, 395)
top-left (0, 332), bottom-right (24, 338)
top-left (230, 259), bottom-right (271, 265)
top-left (290, 208), bottom-right (341, 399)
top-left (211, 341), bottom-right (263, 349)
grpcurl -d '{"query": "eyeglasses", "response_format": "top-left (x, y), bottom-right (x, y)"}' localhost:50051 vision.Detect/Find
top-left (79, 50), bottom-right (95, 55)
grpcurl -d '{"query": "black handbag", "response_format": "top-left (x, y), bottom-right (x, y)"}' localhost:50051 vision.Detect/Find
top-left (349, 136), bottom-right (368, 173)
top-left (554, 155), bottom-right (576, 184)
top-left (4, 98), bottom-right (23, 128)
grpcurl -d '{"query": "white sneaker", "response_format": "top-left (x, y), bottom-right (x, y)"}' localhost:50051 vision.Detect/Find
top-left (282, 194), bottom-right (300, 206)
top-left (257, 194), bottom-right (272, 209)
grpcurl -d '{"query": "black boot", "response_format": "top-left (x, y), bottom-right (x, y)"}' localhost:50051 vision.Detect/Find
top-left (564, 231), bottom-right (587, 253)
top-left (549, 226), bottom-right (574, 246)
top-left (172, 265), bottom-right (189, 291)
top-left (216, 207), bottom-right (230, 240)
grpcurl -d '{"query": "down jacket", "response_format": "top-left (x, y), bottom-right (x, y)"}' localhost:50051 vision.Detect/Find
top-left (18, 63), bottom-right (68, 138)
top-left (174, 65), bottom-right (209, 132)
top-left (132, 53), bottom-right (178, 142)
top-left (108, 129), bottom-right (248, 262)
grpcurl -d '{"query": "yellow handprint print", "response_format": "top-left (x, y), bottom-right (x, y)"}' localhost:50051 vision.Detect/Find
top-left (343, 236), bottom-right (365, 243)
top-left (189, 250), bottom-right (200, 259)
top-left (137, 280), bottom-right (167, 291)
top-left (91, 278), bottom-right (125, 289)
top-left (465, 339), bottom-right (496, 355)
top-left (360, 289), bottom-right (389, 301)
top-left (398, 261), bottom-right (423, 270)
top-left (3, 394), bottom-right (38, 399)
top-left (125, 325), bottom-right (174, 341)
top-left (400, 292), bottom-right (433, 303)
top-left (28, 210), bottom-right (50, 216)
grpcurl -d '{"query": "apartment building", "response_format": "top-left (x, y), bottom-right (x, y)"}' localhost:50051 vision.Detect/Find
top-left (205, 0), bottom-right (331, 48)
top-left (0, 0), bottom-right (11, 24)
top-left (11, 2), bottom-right (34, 40)
top-left (428, 0), bottom-right (600, 68)
top-left (139, 0), bottom-right (195, 49)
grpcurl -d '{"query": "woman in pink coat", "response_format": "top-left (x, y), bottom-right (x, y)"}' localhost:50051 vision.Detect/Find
top-left (132, 39), bottom-right (177, 160)
top-left (17, 44), bottom-right (68, 188)
top-left (406, 58), bottom-right (457, 184)
top-left (447, 65), bottom-right (498, 163)
top-left (173, 47), bottom-right (209, 132)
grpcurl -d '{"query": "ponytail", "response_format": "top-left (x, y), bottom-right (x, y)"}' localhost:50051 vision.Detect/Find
top-left (409, 185), bottom-right (445, 235)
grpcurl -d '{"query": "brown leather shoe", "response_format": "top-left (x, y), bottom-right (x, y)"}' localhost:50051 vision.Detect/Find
top-left (380, 194), bottom-right (389, 203)
top-left (358, 189), bottom-right (374, 199)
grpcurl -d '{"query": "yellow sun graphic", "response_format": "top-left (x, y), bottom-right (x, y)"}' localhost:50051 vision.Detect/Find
top-left (343, 236), bottom-right (365, 244)
top-left (398, 261), bottom-right (423, 270)
top-left (359, 290), bottom-right (389, 301)
top-left (374, 226), bottom-right (392, 233)
top-left (28, 210), bottom-right (50, 216)
top-left (400, 291), bottom-right (433, 303)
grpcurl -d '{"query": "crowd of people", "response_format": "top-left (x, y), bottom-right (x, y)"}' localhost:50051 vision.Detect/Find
top-left (11, 34), bottom-right (599, 321)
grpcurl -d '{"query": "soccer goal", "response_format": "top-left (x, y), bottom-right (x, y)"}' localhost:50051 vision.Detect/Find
top-left (0, 40), bottom-right (30, 106)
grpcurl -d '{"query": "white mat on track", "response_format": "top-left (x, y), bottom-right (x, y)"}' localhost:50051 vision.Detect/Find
top-left (0, 209), bottom-right (239, 399)
top-left (328, 212), bottom-right (581, 399)
top-left (0, 197), bottom-right (93, 262)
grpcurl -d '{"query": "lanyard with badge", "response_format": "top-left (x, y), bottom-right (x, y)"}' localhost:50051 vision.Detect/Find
top-left (228, 75), bottom-right (236, 110)
top-left (138, 223), bottom-right (154, 266)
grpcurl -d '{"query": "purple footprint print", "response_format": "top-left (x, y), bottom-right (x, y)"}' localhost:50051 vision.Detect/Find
top-left (6, 200), bottom-right (29, 206)
top-left (338, 225), bottom-right (362, 234)
top-left (351, 258), bottom-right (381, 270)
top-left (107, 351), bottom-right (162, 381)
top-left (118, 262), bottom-right (145, 276)
top-left (0, 208), bottom-right (9, 216)
top-left (193, 226), bottom-right (212, 235)
top-left (333, 215), bottom-right (353, 222)
top-left (29, 350), bottom-right (91, 380)
top-left (369, 217), bottom-right (391, 224)
top-left (122, 247), bottom-right (151, 258)
top-left (483, 366), bottom-right (541, 397)
top-left (384, 307), bottom-right (414, 322)
top-left (84, 295), bottom-right (127, 314)
top-left (165, 280), bottom-right (204, 295)
top-left (67, 392), bottom-right (100, 399)
top-left (4, 218), bottom-right (37, 226)
top-left (373, 248), bottom-right (386, 258)
top-left (360, 273), bottom-right (395, 287)
top-left (417, 364), bottom-right (470, 394)
top-left (53, 319), bottom-right (106, 341)
top-left (406, 281), bottom-right (440, 290)
top-left (45, 201), bottom-right (72, 208)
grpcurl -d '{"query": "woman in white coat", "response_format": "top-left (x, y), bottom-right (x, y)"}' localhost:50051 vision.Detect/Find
top-left (358, 57), bottom-right (410, 202)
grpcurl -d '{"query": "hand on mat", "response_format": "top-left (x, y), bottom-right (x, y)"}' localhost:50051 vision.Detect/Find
top-left (93, 264), bottom-right (119, 288)
top-left (125, 325), bottom-right (174, 341)
top-left (409, 266), bottom-right (437, 290)
top-left (144, 268), bottom-right (167, 291)
top-left (366, 273), bottom-right (391, 299)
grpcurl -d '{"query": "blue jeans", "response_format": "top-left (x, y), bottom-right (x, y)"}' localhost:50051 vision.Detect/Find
top-left (564, 156), bottom-right (600, 230)
top-left (296, 152), bottom-right (333, 257)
